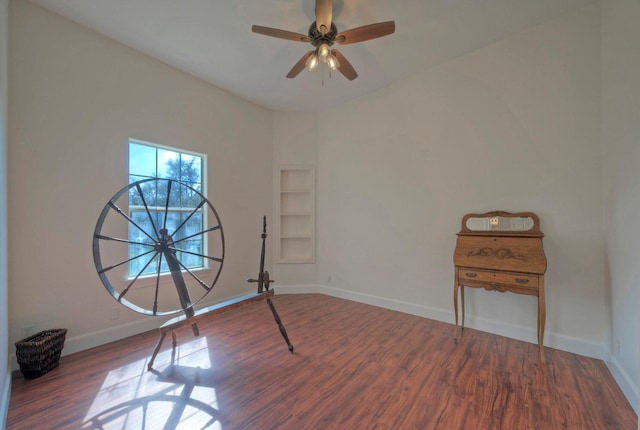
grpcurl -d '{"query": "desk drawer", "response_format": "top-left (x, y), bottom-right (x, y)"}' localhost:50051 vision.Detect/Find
top-left (458, 268), bottom-right (539, 290)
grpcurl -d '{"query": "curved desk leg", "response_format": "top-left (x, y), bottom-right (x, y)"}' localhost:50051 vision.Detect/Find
top-left (461, 286), bottom-right (465, 332)
top-left (454, 273), bottom-right (465, 342)
top-left (454, 283), bottom-right (459, 341)
top-left (538, 278), bottom-right (546, 363)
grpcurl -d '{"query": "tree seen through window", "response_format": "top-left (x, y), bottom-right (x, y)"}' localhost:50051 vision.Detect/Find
top-left (128, 140), bottom-right (206, 277)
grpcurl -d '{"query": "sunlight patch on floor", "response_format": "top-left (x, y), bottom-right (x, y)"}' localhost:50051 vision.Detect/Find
top-left (81, 337), bottom-right (222, 429)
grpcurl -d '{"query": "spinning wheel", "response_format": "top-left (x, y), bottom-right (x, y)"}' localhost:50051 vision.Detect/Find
top-left (94, 179), bottom-right (292, 370)
top-left (93, 178), bottom-right (225, 319)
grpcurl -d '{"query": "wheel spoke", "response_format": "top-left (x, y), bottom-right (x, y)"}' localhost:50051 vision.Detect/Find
top-left (136, 183), bottom-right (159, 238)
top-left (174, 258), bottom-right (211, 292)
top-left (96, 234), bottom-right (155, 248)
top-left (152, 253), bottom-right (164, 315)
top-left (170, 199), bottom-right (206, 238)
top-left (94, 177), bottom-right (225, 316)
top-left (171, 225), bottom-right (221, 246)
top-left (98, 248), bottom-right (156, 274)
top-left (108, 201), bottom-right (157, 243)
top-left (118, 251), bottom-right (160, 301)
top-left (162, 180), bottom-right (173, 231)
top-left (169, 247), bottom-right (223, 263)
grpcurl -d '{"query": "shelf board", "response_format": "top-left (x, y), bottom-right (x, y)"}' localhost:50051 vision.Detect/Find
top-left (278, 258), bottom-right (314, 264)
top-left (280, 188), bottom-right (311, 193)
top-left (281, 211), bottom-right (311, 216)
top-left (281, 234), bottom-right (312, 239)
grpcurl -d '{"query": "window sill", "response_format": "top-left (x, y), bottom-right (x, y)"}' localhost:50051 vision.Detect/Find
top-left (124, 267), bottom-right (213, 289)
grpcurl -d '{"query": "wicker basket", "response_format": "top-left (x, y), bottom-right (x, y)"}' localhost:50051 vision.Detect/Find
top-left (15, 328), bottom-right (67, 379)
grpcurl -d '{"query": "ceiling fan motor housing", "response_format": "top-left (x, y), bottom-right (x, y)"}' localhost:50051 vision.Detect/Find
top-left (308, 21), bottom-right (338, 47)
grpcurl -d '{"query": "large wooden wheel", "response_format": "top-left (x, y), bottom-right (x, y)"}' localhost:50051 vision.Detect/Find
top-left (93, 178), bottom-right (225, 317)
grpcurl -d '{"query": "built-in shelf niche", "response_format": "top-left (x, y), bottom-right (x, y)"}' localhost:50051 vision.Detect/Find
top-left (278, 165), bottom-right (315, 263)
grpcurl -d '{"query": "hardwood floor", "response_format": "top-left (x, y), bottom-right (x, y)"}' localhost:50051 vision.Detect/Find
top-left (7, 294), bottom-right (637, 429)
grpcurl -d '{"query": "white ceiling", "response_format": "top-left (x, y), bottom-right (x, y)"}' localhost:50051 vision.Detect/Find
top-left (28, 0), bottom-right (596, 112)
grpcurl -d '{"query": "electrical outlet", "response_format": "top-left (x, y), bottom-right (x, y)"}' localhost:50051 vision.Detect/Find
top-left (109, 307), bottom-right (120, 321)
top-left (21, 324), bottom-right (36, 338)
top-left (617, 340), bottom-right (623, 356)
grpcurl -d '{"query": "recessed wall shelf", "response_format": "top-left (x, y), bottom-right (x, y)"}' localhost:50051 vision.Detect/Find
top-left (278, 165), bottom-right (315, 263)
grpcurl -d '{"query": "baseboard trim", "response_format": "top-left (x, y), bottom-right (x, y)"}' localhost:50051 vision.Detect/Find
top-left (275, 284), bottom-right (452, 322)
top-left (9, 284), bottom-right (615, 367)
top-left (9, 316), bottom-right (165, 372)
top-left (1, 366), bottom-right (10, 430)
top-left (276, 284), bottom-right (640, 408)
top-left (606, 356), bottom-right (639, 415)
top-left (8, 284), bottom-right (635, 417)
top-left (9, 290), bottom-right (269, 371)
top-left (274, 284), bottom-right (608, 361)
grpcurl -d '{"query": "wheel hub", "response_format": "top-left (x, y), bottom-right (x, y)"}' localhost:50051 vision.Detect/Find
top-left (308, 21), bottom-right (337, 47)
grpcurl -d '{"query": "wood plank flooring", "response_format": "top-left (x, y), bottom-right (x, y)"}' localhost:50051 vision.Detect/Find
top-left (7, 294), bottom-right (637, 429)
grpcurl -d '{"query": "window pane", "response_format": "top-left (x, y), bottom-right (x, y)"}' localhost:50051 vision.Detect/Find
top-left (175, 212), bottom-right (203, 269)
top-left (129, 143), bottom-right (157, 178)
top-left (128, 140), bottom-right (205, 278)
top-left (157, 148), bottom-right (179, 180)
top-left (128, 211), bottom-right (157, 276)
top-left (180, 153), bottom-right (202, 185)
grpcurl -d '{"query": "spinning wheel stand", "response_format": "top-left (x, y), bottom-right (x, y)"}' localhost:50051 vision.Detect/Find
top-left (92, 179), bottom-right (292, 371)
top-left (146, 216), bottom-right (293, 370)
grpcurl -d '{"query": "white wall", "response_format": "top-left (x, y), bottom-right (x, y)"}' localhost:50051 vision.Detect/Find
top-left (0, 0), bottom-right (10, 425)
top-left (7, 1), bottom-right (273, 363)
top-left (6, 0), bottom-right (639, 418)
top-left (317, 4), bottom-right (606, 358)
top-left (602, 0), bottom-right (640, 413)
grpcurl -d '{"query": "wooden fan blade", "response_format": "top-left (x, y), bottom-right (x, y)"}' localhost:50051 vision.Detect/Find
top-left (315, 0), bottom-right (333, 34)
top-left (335, 21), bottom-right (395, 45)
top-left (287, 51), bottom-right (315, 78)
top-left (332, 50), bottom-right (358, 81)
top-left (252, 25), bottom-right (310, 43)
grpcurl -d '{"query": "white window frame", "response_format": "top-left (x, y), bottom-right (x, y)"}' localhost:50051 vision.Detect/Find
top-left (127, 138), bottom-right (209, 282)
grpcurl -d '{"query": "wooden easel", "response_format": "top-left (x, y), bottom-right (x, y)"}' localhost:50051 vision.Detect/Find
top-left (147, 216), bottom-right (293, 370)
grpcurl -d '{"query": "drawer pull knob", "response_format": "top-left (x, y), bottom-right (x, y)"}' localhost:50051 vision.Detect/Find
top-left (515, 278), bottom-right (529, 284)
top-left (466, 272), bottom-right (477, 278)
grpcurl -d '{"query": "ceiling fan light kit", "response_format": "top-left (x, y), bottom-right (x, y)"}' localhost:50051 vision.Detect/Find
top-left (252, 0), bottom-right (395, 81)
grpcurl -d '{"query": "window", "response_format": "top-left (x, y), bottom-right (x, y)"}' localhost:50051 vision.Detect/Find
top-left (128, 139), bottom-right (206, 277)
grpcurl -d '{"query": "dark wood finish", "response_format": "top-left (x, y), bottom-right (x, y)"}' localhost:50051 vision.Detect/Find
top-left (252, 0), bottom-right (395, 81)
top-left (286, 51), bottom-right (314, 79)
top-left (147, 289), bottom-right (277, 370)
top-left (454, 211), bottom-right (548, 362)
top-left (148, 216), bottom-right (293, 369)
top-left (335, 21), bottom-right (396, 45)
top-left (250, 25), bottom-right (310, 43)
top-left (332, 49), bottom-right (358, 81)
top-left (7, 294), bottom-right (636, 429)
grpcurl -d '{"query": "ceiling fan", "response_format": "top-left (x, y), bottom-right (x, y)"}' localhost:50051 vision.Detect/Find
top-left (252, 0), bottom-right (395, 81)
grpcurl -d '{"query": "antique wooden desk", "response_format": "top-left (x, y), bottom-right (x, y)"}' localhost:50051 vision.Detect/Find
top-left (453, 211), bottom-right (548, 362)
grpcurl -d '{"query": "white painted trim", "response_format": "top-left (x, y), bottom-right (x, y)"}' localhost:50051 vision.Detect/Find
top-left (276, 285), bottom-right (640, 409)
top-left (1, 365), bottom-right (10, 430)
top-left (9, 289), bottom-right (272, 371)
top-left (9, 316), bottom-right (165, 371)
top-left (606, 356), bottom-right (639, 415)
top-left (275, 284), bottom-right (608, 360)
top-left (461, 313), bottom-right (607, 360)
top-left (8, 284), bottom-right (635, 416)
